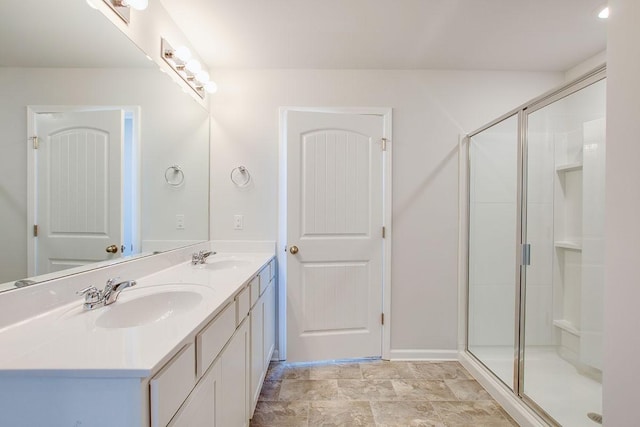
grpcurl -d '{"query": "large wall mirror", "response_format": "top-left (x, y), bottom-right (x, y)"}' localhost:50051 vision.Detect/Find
top-left (0, 0), bottom-right (210, 293)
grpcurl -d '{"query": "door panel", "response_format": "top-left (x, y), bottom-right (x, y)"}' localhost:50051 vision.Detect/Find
top-left (36, 110), bottom-right (124, 274)
top-left (287, 111), bottom-right (384, 363)
top-left (467, 114), bottom-right (519, 389)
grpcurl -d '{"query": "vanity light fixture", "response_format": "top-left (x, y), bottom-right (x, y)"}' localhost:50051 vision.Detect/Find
top-left (102, 0), bottom-right (148, 24)
top-left (598, 6), bottom-right (609, 19)
top-left (161, 38), bottom-right (218, 98)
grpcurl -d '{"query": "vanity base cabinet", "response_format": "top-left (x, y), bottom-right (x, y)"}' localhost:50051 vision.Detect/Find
top-left (218, 318), bottom-right (250, 427)
top-left (250, 290), bottom-right (265, 412)
top-left (250, 277), bottom-right (277, 416)
top-left (169, 358), bottom-right (220, 426)
top-left (0, 377), bottom-right (146, 427)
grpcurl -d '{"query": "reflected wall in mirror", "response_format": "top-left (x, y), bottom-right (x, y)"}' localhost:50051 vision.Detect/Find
top-left (0, 0), bottom-right (210, 293)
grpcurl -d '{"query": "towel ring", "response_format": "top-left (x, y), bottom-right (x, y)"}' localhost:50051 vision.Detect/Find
top-left (230, 166), bottom-right (251, 187)
top-left (165, 165), bottom-right (185, 187)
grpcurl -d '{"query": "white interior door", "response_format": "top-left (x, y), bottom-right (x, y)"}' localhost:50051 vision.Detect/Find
top-left (35, 110), bottom-right (124, 274)
top-left (286, 110), bottom-right (385, 363)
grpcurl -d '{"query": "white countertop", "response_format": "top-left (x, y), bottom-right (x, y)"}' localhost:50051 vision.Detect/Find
top-left (0, 252), bottom-right (274, 378)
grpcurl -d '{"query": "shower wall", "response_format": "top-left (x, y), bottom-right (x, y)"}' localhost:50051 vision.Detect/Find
top-left (468, 119), bottom-right (517, 348)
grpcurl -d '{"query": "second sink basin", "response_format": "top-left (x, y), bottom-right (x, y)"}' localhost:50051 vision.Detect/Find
top-left (204, 256), bottom-right (253, 271)
top-left (85, 283), bottom-right (212, 329)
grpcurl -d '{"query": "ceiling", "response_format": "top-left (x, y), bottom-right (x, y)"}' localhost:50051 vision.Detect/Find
top-left (159, 0), bottom-right (607, 71)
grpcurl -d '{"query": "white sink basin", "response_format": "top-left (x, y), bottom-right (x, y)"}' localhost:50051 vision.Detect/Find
top-left (96, 290), bottom-right (203, 329)
top-left (204, 256), bottom-right (253, 271)
top-left (59, 283), bottom-right (213, 329)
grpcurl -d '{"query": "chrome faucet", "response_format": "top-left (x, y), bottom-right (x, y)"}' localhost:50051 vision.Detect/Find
top-left (103, 278), bottom-right (137, 305)
top-left (76, 277), bottom-right (137, 310)
top-left (192, 250), bottom-right (216, 265)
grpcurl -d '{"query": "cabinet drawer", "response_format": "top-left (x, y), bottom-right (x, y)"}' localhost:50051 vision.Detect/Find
top-left (196, 302), bottom-right (235, 377)
top-left (150, 343), bottom-right (196, 427)
top-left (269, 258), bottom-right (276, 281)
top-left (249, 275), bottom-right (260, 308)
top-left (258, 264), bottom-right (270, 296)
top-left (236, 285), bottom-right (250, 326)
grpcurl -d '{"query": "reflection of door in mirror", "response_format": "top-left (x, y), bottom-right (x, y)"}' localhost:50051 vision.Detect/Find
top-left (30, 108), bottom-right (139, 276)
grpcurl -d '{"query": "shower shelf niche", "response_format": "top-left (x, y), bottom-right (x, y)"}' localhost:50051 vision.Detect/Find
top-left (554, 240), bottom-right (582, 251)
top-left (552, 118), bottom-right (606, 372)
top-left (555, 162), bottom-right (583, 173)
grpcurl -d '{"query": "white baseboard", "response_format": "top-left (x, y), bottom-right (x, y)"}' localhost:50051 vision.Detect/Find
top-left (458, 352), bottom-right (547, 427)
top-left (388, 349), bottom-right (458, 361)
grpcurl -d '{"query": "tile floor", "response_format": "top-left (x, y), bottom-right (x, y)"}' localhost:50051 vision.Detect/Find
top-left (250, 359), bottom-right (519, 426)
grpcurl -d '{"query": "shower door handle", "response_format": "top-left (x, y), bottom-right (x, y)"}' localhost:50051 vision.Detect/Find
top-left (521, 243), bottom-right (531, 266)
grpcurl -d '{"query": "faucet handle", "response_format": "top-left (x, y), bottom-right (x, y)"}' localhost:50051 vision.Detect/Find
top-left (76, 286), bottom-right (99, 296)
top-left (105, 277), bottom-right (121, 290)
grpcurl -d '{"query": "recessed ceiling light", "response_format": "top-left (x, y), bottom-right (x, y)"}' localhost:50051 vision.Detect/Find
top-left (598, 6), bottom-right (609, 19)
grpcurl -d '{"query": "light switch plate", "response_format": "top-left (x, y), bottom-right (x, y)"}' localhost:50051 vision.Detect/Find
top-left (234, 215), bottom-right (243, 230)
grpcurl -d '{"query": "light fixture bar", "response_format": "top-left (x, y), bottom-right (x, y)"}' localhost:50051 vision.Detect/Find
top-left (102, 0), bottom-right (131, 24)
top-left (161, 38), bottom-right (206, 99)
top-left (101, 0), bottom-right (148, 24)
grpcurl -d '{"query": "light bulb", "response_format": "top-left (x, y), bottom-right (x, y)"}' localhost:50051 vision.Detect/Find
top-left (204, 81), bottom-right (218, 94)
top-left (186, 59), bottom-right (202, 74)
top-left (598, 6), bottom-right (609, 19)
top-left (124, 0), bottom-right (148, 10)
top-left (173, 46), bottom-right (191, 62)
top-left (196, 71), bottom-right (210, 83)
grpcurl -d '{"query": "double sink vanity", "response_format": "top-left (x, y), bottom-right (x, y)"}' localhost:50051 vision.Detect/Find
top-left (0, 243), bottom-right (276, 427)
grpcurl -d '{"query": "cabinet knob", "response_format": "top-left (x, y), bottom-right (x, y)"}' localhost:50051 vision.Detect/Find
top-left (289, 246), bottom-right (299, 255)
top-left (105, 244), bottom-right (119, 254)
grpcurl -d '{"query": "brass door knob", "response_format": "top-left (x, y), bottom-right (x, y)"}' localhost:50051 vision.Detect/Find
top-left (289, 245), bottom-right (299, 254)
top-left (106, 244), bottom-right (119, 254)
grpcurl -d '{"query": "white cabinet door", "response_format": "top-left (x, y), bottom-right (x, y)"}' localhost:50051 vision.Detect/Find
top-left (170, 359), bottom-right (220, 427)
top-left (263, 281), bottom-right (276, 367)
top-left (250, 294), bottom-right (265, 414)
top-left (218, 320), bottom-right (250, 427)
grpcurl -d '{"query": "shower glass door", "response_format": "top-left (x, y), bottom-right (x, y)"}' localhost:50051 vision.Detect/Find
top-left (467, 114), bottom-right (519, 389)
top-left (521, 78), bottom-right (606, 426)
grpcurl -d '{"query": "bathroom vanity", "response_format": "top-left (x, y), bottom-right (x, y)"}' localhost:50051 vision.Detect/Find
top-left (0, 244), bottom-right (276, 427)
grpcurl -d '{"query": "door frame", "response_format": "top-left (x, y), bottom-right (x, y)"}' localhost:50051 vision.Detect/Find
top-left (277, 106), bottom-right (393, 361)
top-left (26, 105), bottom-right (141, 277)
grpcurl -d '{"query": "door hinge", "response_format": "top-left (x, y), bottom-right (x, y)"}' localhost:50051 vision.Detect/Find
top-left (33, 224), bottom-right (38, 237)
top-left (521, 243), bottom-right (531, 266)
top-left (381, 313), bottom-right (385, 325)
top-left (30, 136), bottom-right (39, 149)
top-left (381, 138), bottom-right (387, 151)
top-left (382, 226), bottom-right (386, 238)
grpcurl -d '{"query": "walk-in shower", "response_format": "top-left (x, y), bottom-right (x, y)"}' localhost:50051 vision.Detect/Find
top-left (465, 67), bottom-right (606, 427)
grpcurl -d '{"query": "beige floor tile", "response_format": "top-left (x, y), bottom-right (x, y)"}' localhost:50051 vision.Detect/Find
top-left (408, 362), bottom-right (473, 380)
top-left (370, 400), bottom-right (445, 427)
top-left (392, 379), bottom-right (458, 401)
top-left (251, 360), bottom-right (518, 427)
top-left (308, 362), bottom-right (363, 380)
top-left (444, 379), bottom-right (492, 400)
top-left (258, 380), bottom-right (282, 401)
top-left (250, 401), bottom-right (309, 427)
top-left (308, 401), bottom-right (374, 426)
top-left (336, 379), bottom-right (397, 400)
top-left (360, 360), bottom-right (415, 379)
top-left (431, 400), bottom-right (515, 426)
top-left (266, 362), bottom-right (311, 381)
top-left (279, 379), bottom-right (340, 401)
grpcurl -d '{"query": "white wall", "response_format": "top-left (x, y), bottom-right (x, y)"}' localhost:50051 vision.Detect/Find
top-left (210, 69), bottom-right (562, 354)
top-left (0, 67), bottom-right (209, 283)
top-left (603, 0), bottom-right (640, 423)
